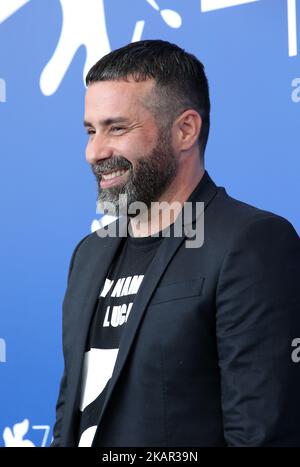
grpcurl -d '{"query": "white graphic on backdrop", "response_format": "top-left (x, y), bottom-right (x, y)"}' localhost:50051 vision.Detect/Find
top-left (146, 0), bottom-right (182, 28)
top-left (2, 419), bottom-right (51, 447)
top-left (40, 0), bottom-right (181, 95)
top-left (3, 419), bottom-right (35, 447)
top-left (0, 0), bottom-right (109, 96)
top-left (0, 0), bottom-right (182, 96)
top-left (40, 0), bottom-right (110, 96)
top-left (0, 0), bottom-right (30, 23)
top-left (0, 0), bottom-right (298, 96)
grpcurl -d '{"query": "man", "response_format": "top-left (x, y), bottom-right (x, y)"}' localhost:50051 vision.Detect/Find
top-left (52, 40), bottom-right (300, 447)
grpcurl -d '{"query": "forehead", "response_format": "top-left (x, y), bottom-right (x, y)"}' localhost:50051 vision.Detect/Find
top-left (84, 78), bottom-right (155, 119)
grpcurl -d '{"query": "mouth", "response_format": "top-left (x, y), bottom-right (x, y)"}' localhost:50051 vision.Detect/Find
top-left (100, 169), bottom-right (129, 189)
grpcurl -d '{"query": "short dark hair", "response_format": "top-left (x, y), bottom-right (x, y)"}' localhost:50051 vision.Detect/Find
top-left (86, 40), bottom-right (210, 158)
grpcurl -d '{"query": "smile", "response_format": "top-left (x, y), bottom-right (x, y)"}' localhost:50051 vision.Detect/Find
top-left (101, 169), bottom-right (128, 181)
top-left (100, 169), bottom-right (129, 189)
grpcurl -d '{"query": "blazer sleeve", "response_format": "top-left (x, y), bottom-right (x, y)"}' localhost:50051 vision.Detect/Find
top-left (51, 233), bottom-right (91, 447)
top-left (216, 215), bottom-right (300, 446)
top-left (51, 368), bottom-right (68, 447)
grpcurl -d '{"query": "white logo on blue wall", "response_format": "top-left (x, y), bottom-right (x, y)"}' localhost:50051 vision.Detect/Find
top-left (0, 0), bottom-right (298, 96)
top-left (2, 419), bottom-right (51, 447)
top-left (3, 419), bottom-right (35, 447)
top-left (0, 0), bottom-right (182, 96)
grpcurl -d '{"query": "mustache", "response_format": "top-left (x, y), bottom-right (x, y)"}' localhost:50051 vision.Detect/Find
top-left (91, 156), bottom-right (132, 178)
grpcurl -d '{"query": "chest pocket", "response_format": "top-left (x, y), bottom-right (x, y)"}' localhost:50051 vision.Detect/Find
top-left (150, 277), bottom-right (205, 305)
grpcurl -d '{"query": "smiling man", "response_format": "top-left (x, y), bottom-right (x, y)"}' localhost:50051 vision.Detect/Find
top-left (84, 78), bottom-right (181, 224)
top-left (52, 40), bottom-right (300, 447)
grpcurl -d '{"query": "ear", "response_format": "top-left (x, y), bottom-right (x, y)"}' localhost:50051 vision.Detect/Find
top-left (172, 109), bottom-right (202, 151)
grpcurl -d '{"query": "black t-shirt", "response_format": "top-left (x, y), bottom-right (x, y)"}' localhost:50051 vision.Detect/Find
top-left (77, 233), bottom-right (163, 447)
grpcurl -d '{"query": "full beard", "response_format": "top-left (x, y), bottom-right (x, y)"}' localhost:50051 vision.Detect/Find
top-left (92, 129), bottom-right (178, 217)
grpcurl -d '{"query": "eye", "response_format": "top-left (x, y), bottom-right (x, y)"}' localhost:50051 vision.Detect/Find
top-left (111, 126), bottom-right (126, 133)
top-left (86, 128), bottom-right (95, 135)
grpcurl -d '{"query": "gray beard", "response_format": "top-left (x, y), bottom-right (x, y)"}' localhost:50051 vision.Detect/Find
top-left (94, 130), bottom-right (178, 217)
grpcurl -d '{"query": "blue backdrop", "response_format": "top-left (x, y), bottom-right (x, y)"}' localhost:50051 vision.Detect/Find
top-left (0, 0), bottom-right (299, 447)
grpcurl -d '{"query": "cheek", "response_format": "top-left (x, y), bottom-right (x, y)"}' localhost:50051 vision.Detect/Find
top-left (124, 134), bottom-right (155, 160)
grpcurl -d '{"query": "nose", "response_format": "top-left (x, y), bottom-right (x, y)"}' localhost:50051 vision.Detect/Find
top-left (85, 133), bottom-right (114, 165)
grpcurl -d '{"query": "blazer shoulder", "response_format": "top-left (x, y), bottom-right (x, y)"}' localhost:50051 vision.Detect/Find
top-left (202, 186), bottom-right (299, 262)
top-left (69, 217), bottom-right (121, 257)
top-left (211, 186), bottom-right (298, 233)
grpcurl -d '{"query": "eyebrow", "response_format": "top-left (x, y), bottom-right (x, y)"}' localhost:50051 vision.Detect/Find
top-left (83, 117), bottom-right (130, 128)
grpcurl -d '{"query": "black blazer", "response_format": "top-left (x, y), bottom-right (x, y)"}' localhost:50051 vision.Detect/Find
top-left (52, 171), bottom-right (300, 447)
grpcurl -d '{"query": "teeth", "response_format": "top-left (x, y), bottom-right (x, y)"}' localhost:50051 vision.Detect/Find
top-left (102, 170), bottom-right (127, 181)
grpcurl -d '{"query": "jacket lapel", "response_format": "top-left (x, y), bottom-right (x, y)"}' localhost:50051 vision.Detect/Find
top-left (69, 217), bottom-right (128, 374)
top-left (92, 171), bottom-right (220, 443)
top-left (62, 217), bottom-right (127, 445)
